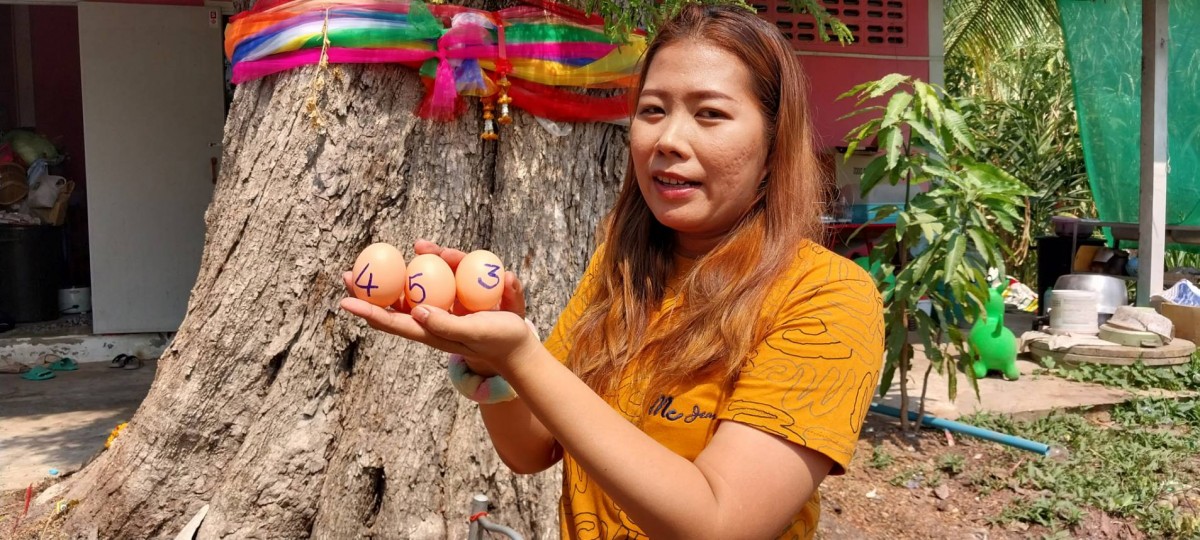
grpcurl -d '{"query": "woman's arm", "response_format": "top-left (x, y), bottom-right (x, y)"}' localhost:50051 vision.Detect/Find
top-left (405, 307), bottom-right (833, 540)
top-left (477, 397), bottom-right (562, 474)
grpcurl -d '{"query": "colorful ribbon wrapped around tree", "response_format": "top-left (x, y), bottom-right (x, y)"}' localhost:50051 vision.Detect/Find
top-left (224, 0), bottom-right (647, 129)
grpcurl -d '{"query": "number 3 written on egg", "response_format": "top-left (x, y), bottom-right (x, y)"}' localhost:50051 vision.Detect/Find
top-left (477, 264), bottom-right (501, 290)
top-left (355, 264), bottom-right (379, 297)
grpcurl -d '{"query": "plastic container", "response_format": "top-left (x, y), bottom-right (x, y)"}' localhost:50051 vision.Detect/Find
top-left (0, 224), bottom-right (63, 322)
top-left (58, 287), bottom-right (91, 314)
top-left (1048, 289), bottom-right (1100, 334)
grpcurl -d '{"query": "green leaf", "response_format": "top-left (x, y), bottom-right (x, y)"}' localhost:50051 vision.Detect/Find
top-left (944, 233), bottom-right (967, 280)
top-left (869, 73), bottom-right (910, 99)
top-left (914, 80), bottom-right (945, 127)
top-left (882, 127), bottom-right (905, 171)
top-left (842, 118), bottom-right (882, 157)
top-left (967, 228), bottom-right (999, 267)
top-left (858, 156), bottom-right (889, 196)
top-left (943, 107), bottom-right (976, 152)
top-left (882, 92), bottom-right (914, 128)
top-left (907, 115), bottom-right (945, 155)
top-left (838, 80), bottom-right (878, 102)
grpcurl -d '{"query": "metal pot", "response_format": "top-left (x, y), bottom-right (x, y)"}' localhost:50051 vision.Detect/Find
top-left (1053, 273), bottom-right (1130, 315)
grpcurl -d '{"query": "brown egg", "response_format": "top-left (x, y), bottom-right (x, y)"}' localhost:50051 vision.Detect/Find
top-left (455, 250), bottom-right (505, 312)
top-left (406, 254), bottom-right (456, 311)
top-left (351, 243), bottom-right (407, 307)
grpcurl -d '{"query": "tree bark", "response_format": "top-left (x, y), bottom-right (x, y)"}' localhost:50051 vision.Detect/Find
top-left (60, 56), bottom-right (625, 539)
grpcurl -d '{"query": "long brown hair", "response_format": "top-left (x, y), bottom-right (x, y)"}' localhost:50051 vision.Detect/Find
top-left (568, 5), bottom-right (825, 398)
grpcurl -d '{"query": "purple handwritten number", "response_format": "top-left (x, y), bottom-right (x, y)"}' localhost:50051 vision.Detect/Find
top-left (408, 272), bottom-right (426, 303)
top-left (355, 264), bottom-right (378, 297)
top-left (476, 263), bottom-right (501, 290)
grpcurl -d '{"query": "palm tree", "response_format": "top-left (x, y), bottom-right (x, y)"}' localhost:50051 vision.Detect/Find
top-left (945, 0), bottom-right (1061, 70)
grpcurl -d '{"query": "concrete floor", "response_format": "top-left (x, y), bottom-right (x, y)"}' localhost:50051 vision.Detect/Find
top-left (0, 360), bottom-right (156, 491)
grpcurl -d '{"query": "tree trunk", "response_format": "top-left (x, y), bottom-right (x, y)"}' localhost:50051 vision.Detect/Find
top-left (60, 57), bottom-right (625, 539)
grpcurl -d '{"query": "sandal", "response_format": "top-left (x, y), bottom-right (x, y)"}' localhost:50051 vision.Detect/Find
top-left (122, 355), bottom-right (143, 370)
top-left (109, 354), bottom-right (131, 368)
top-left (0, 359), bottom-right (30, 374)
top-left (42, 355), bottom-right (78, 371)
top-left (21, 366), bottom-right (55, 381)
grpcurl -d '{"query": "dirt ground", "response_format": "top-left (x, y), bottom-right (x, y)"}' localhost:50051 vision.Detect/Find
top-left (0, 413), bottom-right (1149, 539)
top-left (814, 414), bottom-right (1143, 540)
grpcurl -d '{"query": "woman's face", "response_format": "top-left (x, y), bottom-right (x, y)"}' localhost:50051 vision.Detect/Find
top-left (631, 39), bottom-right (770, 256)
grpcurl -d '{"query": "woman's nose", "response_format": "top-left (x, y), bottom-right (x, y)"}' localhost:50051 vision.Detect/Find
top-left (654, 116), bottom-right (691, 160)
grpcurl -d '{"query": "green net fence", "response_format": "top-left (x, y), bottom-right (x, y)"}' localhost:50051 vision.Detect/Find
top-left (1058, 0), bottom-right (1200, 225)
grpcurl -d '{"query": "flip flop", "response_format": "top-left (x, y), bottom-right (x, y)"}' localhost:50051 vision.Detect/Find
top-left (21, 366), bottom-right (55, 381)
top-left (44, 357), bottom-right (78, 371)
top-left (122, 355), bottom-right (143, 370)
top-left (110, 354), bottom-right (130, 368)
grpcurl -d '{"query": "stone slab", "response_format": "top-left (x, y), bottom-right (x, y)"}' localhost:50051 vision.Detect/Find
top-left (1028, 338), bottom-right (1194, 367)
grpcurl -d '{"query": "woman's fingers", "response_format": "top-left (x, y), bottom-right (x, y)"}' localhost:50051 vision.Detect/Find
top-left (411, 305), bottom-right (523, 357)
top-left (500, 271), bottom-right (527, 319)
top-left (414, 239), bottom-right (467, 271)
top-left (339, 298), bottom-right (471, 356)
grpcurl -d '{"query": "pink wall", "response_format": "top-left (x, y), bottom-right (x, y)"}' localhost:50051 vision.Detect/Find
top-left (799, 56), bottom-right (930, 150)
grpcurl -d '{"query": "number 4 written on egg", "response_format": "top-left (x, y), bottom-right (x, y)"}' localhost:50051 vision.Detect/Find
top-left (355, 264), bottom-right (379, 297)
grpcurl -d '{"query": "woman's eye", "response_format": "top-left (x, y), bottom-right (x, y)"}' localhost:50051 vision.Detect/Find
top-left (698, 109), bottom-right (728, 119)
top-left (638, 105), bottom-right (664, 116)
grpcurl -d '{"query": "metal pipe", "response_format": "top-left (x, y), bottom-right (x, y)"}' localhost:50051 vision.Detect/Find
top-left (467, 494), bottom-right (524, 540)
top-left (869, 403), bottom-right (1050, 455)
top-left (467, 494), bottom-right (488, 540)
top-left (477, 517), bottom-right (525, 540)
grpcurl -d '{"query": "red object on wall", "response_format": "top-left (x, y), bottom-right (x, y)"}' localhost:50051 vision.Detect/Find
top-left (756, 0), bottom-right (932, 149)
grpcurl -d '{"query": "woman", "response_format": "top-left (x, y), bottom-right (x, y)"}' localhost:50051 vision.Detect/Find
top-left (341, 5), bottom-right (884, 538)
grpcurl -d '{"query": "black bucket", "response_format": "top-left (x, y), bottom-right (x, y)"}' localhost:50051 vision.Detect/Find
top-left (0, 224), bottom-right (63, 323)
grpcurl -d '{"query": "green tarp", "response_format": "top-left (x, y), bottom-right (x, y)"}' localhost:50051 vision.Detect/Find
top-left (1059, 0), bottom-right (1200, 224)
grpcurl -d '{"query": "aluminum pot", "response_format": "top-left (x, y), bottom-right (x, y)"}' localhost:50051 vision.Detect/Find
top-left (1053, 273), bottom-right (1130, 315)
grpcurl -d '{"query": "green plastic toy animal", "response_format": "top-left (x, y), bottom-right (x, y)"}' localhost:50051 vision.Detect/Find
top-left (969, 284), bottom-right (1019, 380)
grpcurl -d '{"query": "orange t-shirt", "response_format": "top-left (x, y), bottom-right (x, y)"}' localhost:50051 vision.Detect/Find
top-left (544, 241), bottom-right (884, 540)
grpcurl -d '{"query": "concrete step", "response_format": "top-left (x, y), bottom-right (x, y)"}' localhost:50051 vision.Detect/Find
top-left (0, 332), bottom-right (169, 365)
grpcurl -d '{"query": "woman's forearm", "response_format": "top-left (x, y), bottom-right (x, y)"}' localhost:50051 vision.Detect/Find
top-left (501, 346), bottom-right (735, 539)
top-left (478, 397), bottom-right (562, 474)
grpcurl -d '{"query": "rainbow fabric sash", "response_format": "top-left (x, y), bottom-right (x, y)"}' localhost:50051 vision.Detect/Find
top-left (224, 0), bottom-right (647, 123)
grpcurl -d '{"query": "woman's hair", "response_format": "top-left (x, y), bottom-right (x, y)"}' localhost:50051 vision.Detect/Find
top-left (567, 4), bottom-right (825, 398)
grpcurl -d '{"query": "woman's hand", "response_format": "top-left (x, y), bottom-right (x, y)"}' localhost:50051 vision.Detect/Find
top-left (339, 239), bottom-right (533, 375)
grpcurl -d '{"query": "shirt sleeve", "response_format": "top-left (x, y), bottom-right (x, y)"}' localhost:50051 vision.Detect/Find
top-left (717, 249), bottom-right (885, 474)
top-left (544, 244), bottom-right (606, 364)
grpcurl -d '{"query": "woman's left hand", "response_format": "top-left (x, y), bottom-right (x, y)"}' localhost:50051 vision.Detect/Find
top-left (339, 297), bottom-right (537, 373)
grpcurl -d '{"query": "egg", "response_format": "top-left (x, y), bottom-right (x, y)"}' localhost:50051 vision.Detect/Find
top-left (406, 254), bottom-right (456, 311)
top-left (455, 250), bottom-right (505, 312)
top-left (351, 242), bottom-right (407, 307)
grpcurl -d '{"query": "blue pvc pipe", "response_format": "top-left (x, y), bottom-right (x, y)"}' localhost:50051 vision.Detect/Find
top-left (869, 403), bottom-right (1051, 456)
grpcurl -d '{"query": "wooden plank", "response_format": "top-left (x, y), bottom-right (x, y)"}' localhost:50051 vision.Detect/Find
top-left (1137, 0), bottom-right (1169, 305)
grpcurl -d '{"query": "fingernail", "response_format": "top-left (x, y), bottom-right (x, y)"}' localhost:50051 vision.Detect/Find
top-left (412, 306), bottom-right (429, 322)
